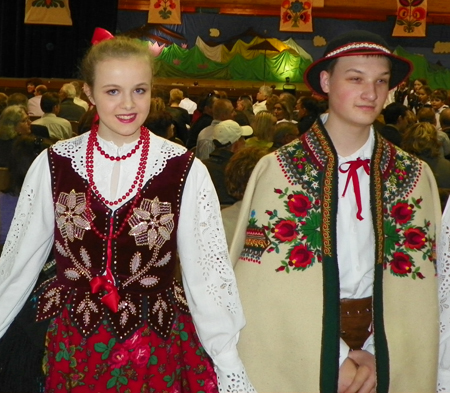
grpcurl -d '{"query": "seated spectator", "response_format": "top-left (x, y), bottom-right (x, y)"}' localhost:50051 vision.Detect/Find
top-left (440, 108), bottom-right (450, 139)
top-left (296, 96), bottom-right (322, 134)
top-left (58, 83), bottom-right (86, 122)
top-left (246, 110), bottom-right (276, 149)
top-left (7, 93), bottom-right (28, 109)
top-left (179, 90), bottom-right (197, 116)
top-left (431, 89), bottom-right (449, 129)
top-left (196, 98), bottom-right (235, 160)
top-left (25, 78), bottom-right (43, 98)
top-left (253, 85), bottom-right (272, 115)
top-left (265, 94), bottom-right (279, 113)
top-left (379, 103), bottom-right (409, 147)
top-left (221, 146), bottom-right (268, 248)
top-left (78, 107), bottom-right (98, 135)
top-left (271, 121), bottom-right (300, 151)
top-left (273, 99), bottom-right (297, 124)
top-left (32, 92), bottom-right (72, 140)
top-left (202, 119), bottom-right (252, 206)
top-left (0, 135), bottom-right (53, 248)
top-left (417, 106), bottom-right (450, 157)
top-left (402, 122), bottom-right (450, 188)
top-left (144, 110), bottom-right (184, 146)
top-left (166, 88), bottom-right (190, 144)
top-left (70, 81), bottom-right (89, 111)
top-left (0, 93), bottom-right (8, 115)
top-left (27, 84), bottom-right (47, 117)
top-left (235, 96), bottom-right (255, 126)
top-left (187, 94), bottom-right (217, 150)
top-left (0, 105), bottom-right (31, 166)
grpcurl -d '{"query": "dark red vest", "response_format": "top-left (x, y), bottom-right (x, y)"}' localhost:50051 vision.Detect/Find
top-left (36, 145), bottom-right (194, 341)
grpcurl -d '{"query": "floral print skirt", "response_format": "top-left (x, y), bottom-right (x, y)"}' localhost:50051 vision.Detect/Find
top-left (43, 307), bottom-right (218, 392)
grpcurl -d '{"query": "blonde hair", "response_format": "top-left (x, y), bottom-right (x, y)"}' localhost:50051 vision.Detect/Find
top-left (150, 97), bottom-right (166, 114)
top-left (169, 88), bottom-right (183, 104)
top-left (0, 105), bottom-right (26, 140)
top-left (80, 36), bottom-right (153, 88)
top-left (401, 122), bottom-right (441, 158)
top-left (251, 110), bottom-right (277, 142)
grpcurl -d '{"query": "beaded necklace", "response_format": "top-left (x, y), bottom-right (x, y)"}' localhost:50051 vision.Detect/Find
top-left (85, 124), bottom-right (150, 312)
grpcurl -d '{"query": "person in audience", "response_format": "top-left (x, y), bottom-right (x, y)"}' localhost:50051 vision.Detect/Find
top-left (408, 78), bottom-right (427, 112)
top-left (235, 96), bottom-right (255, 126)
top-left (440, 108), bottom-right (450, 139)
top-left (0, 105), bottom-right (31, 167)
top-left (431, 89), bottom-right (449, 130)
top-left (393, 78), bottom-right (409, 105)
top-left (25, 78), bottom-right (43, 99)
top-left (0, 135), bottom-right (53, 248)
top-left (7, 93), bottom-right (28, 110)
top-left (70, 80), bottom-right (89, 111)
top-left (32, 92), bottom-right (72, 140)
top-left (166, 88), bottom-right (190, 144)
top-left (77, 107), bottom-right (98, 135)
top-left (246, 110), bottom-right (276, 149)
top-left (187, 94), bottom-right (217, 149)
top-left (273, 98), bottom-right (297, 124)
top-left (296, 96), bottom-right (323, 134)
top-left (402, 122), bottom-right (450, 188)
top-left (0, 93), bottom-right (8, 115)
top-left (179, 89), bottom-right (197, 116)
top-left (417, 106), bottom-right (450, 157)
top-left (265, 94), bottom-right (279, 113)
top-left (416, 85), bottom-right (432, 110)
top-left (221, 146), bottom-right (268, 248)
top-left (196, 98), bottom-right (235, 159)
top-left (202, 119), bottom-right (252, 206)
top-left (27, 84), bottom-right (47, 117)
top-left (271, 121), bottom-right (300, 151)
top-left (253, 85), bottom-right (272, 114)
top-left (379, 102), bottom-right (409, 147)
top-left (58, 83), bottom-right (86, 121)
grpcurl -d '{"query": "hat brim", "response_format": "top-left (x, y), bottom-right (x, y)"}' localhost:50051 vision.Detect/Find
top-left (303, 51), bottom-right (413, 98)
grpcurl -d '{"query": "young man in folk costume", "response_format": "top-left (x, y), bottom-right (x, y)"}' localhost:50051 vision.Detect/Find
top-left (230, 30), bottom-right (441, 392)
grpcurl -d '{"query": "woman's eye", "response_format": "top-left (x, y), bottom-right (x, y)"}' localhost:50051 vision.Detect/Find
top-left (107, 89), bottom-right (119, 95)
top-left (135, 88), bottom-right (146, 94)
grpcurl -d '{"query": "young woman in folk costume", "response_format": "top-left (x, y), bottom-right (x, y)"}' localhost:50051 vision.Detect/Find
top-left (0, 30), bottom-right (255, 392)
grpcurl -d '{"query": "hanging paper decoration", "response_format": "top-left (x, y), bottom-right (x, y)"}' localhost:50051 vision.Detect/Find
top-left (24, 0), bottom-right (72, 26)
top-left (148, 0), bottom-right (181, 25)
top-left (392, 0), bottom-right (427, 37)
top-left (280, 0), bottom-right (313, 33)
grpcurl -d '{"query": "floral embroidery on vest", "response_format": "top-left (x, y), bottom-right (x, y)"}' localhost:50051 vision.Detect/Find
top-left (240, 121), bottom-right (435, 279)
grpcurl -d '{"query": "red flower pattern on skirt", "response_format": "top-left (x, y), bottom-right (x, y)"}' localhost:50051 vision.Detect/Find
top-left (43, 307), bottom-right (218, 392)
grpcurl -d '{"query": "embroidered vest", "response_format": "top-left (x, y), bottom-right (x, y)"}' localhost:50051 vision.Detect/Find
top-left (36, 147), bottom-right (194, 341)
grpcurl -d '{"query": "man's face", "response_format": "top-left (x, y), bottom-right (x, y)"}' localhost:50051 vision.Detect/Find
top-left (319, 55), bottom-right (390, 132)
top-left (256, 90), bottom-right (267, 102)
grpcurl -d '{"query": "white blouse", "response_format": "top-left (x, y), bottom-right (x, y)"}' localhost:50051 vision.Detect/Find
top-left (0, 131), bottom-right (255, 393)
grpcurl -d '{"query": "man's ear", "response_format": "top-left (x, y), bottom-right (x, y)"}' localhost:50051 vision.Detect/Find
top-left (83, 83), bottom-right (95, 105)
top-left (320, 70), bottom-right (330, 94)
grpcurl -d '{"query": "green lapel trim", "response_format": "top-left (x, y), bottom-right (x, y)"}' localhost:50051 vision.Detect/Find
top-left (372, 132), bottom-right (390, 392)
top-left (313, 121), bottom-right (341, 393)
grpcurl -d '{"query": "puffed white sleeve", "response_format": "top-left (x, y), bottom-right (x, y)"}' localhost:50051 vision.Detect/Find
top-left (0, 151), bottom-right (55, 338)
top-left (177, 158), bottom-right (256, 393)
top-left (438, 197), bottom-right (450, 392)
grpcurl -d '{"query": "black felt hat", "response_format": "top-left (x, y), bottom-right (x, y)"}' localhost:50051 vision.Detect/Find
top-left (303, 30), bottom-right (413, 98)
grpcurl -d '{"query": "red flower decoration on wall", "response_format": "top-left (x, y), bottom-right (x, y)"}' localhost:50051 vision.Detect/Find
top-left (396, 0), bottom-right (426, 34)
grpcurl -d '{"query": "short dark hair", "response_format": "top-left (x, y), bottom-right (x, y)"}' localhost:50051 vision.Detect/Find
top-left (417, 107), bottom-right (436, 125)
top-left (383, 103), bottom-right (408, 125)
top-left (40, 92), bottom-right (60, 113)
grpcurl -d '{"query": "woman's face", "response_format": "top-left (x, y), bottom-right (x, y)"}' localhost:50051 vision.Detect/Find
top-left (15, 110), bottom-right (31, 136)
top-left (417, 88), bottom-right (429, 104)
top-left (26, 83), bottom-right (35, 94)
top-left (273, 103), bottom-right (286, 121)
top-left (413, 80), bottom-right (423, 93)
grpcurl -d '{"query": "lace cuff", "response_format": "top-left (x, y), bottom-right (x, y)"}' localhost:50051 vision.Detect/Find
top-left (216, 366), bottom-right (257, 393)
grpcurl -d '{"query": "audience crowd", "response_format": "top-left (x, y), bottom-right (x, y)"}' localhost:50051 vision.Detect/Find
top-left (1, 78), bottom-right (450, 252)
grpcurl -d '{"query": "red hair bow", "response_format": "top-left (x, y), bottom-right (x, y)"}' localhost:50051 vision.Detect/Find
top-left (91, 27), bottom-right (114, 45)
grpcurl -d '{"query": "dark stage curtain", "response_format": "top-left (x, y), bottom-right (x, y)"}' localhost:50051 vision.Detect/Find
top-left (0, 0), bottom-right (118, 79)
